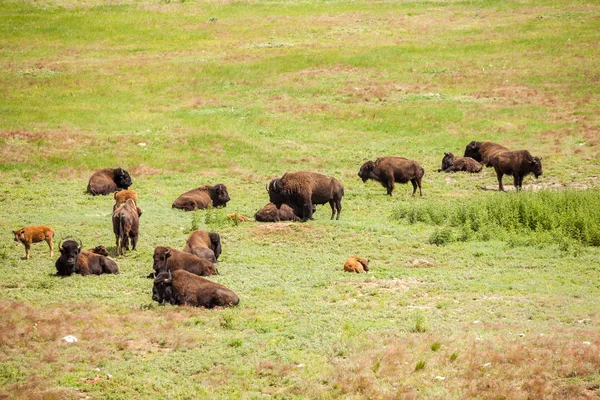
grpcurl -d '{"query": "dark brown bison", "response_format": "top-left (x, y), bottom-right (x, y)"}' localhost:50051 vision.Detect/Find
top-left (152, 246), bottom-right (218, 277)
top-left (438, 153), bottom-right (482, 173)
top-left (55, 240), bottom-right (119, 276)
top-left (254, 203), bottom-right (312, 222)
top-left (12, 225), bottom-right (54, 260)
top-left (344, 257), bottom-right (369, 273)
top-left (491, 150), bottom-right (543, 191)
top-left (182, 230), bottom-right (222, 263)
top-left (88, 245), bottom-right (109, 256)
top-left (358, 156), bottom-right (424, 196)
top-left (268, 171), bottom-right (344, 221)
top-left (87, 168), bottom-right (132, 195)
top-left (172, 184), bottom-right (230, 211)
top-left (112, 199), bottom-right (140, 256)
top-left (463, 141), bottom-right (509, 166)
top-left (152, 270), bottom-right (239, 308)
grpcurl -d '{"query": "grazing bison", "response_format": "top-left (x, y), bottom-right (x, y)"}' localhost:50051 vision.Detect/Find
top-left (182, 229), bottom-right (222, 263)
top-left (152, 246), bottom-right (218, 277)
top-left (268, 171), bottom-right (344, 221)
top-left (437, 153), bottom-right (482, 173)
top-left (344, 257), bottom-right (369, 273)
top-left (463, 141), bottom-right (509, 166)
top-left (358, 157), bottom-right (424, 196)
top-left (491, 150), bottom-right (543, 191)
top-left (152, 270), bottom-right (239, 308)
top-left (112, 199), bottom-right (140, 256)
top-left (12, 225), bottom-right (54, 260)
top-left (55, 240), bottom-right (119, 276)
top-left (87, 168), bottom-right (132, 195)
top-left (254, 203), bottom-right (306, 222)
top-left (172, 184), bottom-right (230, 211)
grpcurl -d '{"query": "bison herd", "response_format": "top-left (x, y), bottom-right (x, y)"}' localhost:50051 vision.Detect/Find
top-left (12, 139), bottom-right (543, 308)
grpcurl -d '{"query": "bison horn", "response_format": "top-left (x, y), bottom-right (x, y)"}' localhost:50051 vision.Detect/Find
top-left (265, 183), bottom-right (269, 193)
top-left (78, 239), bottom-right (82, 251)
top-left (165, 269), bottom-right (173, 284)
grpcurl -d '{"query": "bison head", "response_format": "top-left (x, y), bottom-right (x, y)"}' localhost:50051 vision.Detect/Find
top-left (209, 232), bottom-right (222, 260)
top-left (57, 240), bottom-right (82, 276)
top-left (152, 270), bottom-right (175, 304)
top-left (211, 184), bottom-right (230, 208)
top-left (12, 229), bottom-right (24, 243)
top-left (357, 258), bottom-right (370, 272)
top-left (530, 157), bottom-right (543, 178)
top-left (113, 168), bottom-right (132, 190)
top-left (358, 161), bottom-right (375, 183)
top-left (439, 152), bottom-right (455, 172)
top-left (90, 245), bottom-right (109, 257)
top-left (463, 141), bottom-right (482, 161)
top-left (152, 246), bottom-right (172, 272)
top-left (268, 178), bottom-right (286, 208)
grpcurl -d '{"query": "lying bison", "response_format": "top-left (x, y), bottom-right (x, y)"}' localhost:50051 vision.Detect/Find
top-left (172, 184), bottom-right (230, 211)
top-left (55, 240), bottom-right (119, 276)
top-left (491, 150), bottom-right (543, 191)
top-left (438, 153), bottom-right (482, 173)
top-left (358, 156), bottom-right (424, 196)
top-left (463, 141), bottom-right (509, 167)
top-left (12, 225), bottom-right (54, 260)
top-left (254, 203), bottom-right (311, 222)
top-left (112, 199), bottom-right (140, 256)
top-left (152, 270), bottom-right (239, 308)
top-left (182, 229), bottom-right (222, 263)
top-left (268, 171), bottom-right (344, 221)
top-left (344, 257), bottom-right (369, 273)
top-left (152, 246), bottom-right (218, 277)
top-left (87, 168), bottom-right (132, 196)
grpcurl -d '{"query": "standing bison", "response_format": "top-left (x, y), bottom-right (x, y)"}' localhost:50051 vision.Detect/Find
top-left (268, 171), bottom-right (344, 221)
top-left (12, 225), bottom-right (54, 260)
top-left (55, 240), bottom-right (119, 276)
top-left (182, 229), bottom-right (222, 263)
top-left (172, 184), bottom-right (230, 211)
top-left (112, 199), bottom-right (140, 256)
top-left (152, 270), bottom-right (239, 308)
top-left (358, 157), bottom-right (424, 196)
top-left (463, 141), bottom-right (509, 167)
top-left (491, 150), bottom-right (543, 191)
top-left (152, 246), bottom-right (218, 277)
top-left (437, 153), bottom-right (482, 173)
top-left (87, 168), bottom-right (132, 195)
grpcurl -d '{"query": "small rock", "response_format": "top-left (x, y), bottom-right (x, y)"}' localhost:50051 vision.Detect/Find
top-left (475, 337), bottom-right (482, 341)
top-left (483, 362), bottom-right (491, 368)
top-left (296, 364), bottom-right (305, 368)
top-left (583, 341), bottom-right (591, 345)
top-left (61, 335), bottom-right (78, 343)
top-left (435, 376), bottom-right (446, 381)
top-left (138, 143), bottom-right (146, 147)
top-left (518, 333), bottom-right (525, 337)
top-left (473, 320), bottom-right (481, 324)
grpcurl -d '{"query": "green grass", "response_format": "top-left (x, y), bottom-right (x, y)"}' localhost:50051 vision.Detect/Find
top-left (1, 0), bottom-right (600, 398)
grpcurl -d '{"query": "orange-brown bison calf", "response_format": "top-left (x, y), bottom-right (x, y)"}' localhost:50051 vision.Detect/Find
top-left (344, 257), bottom-right (370, 273)
top-left (358, 156), bottom-right (424, 196)
top-left (112, 199), bottom-right (140, 256)
top-left (86, 168), bottom-right (132, 195)
top-left (268, 171), bottom-right (344, 221)
top-left (182, 229), bottom-right (222, 263)
top-left (152, 246), bottom-right (218, 277)
top-left (13, 225), bottom-right (54, 260)
top-left (152, 270), bottom-right (239, 308)
top-left (114, 189), bottom-right (142, 217)
top-left (172, 184), bottom-right (230, 211)
top-left (437, 153), bottom-right (482, 173)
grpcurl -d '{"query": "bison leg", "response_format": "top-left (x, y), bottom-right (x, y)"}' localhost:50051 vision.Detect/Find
top-left (25, 243), bottom-right (31, 260)
top-left (335, 199), bottom-right (342, 220)
top-left (130, 234), bottom-right (138, 251)
top-left (303, 202), bottom-right (314, 221)
top-left (329, 200), bottom-right (336, 220)
top-left (386, 180), bottom-right (394, 196)
top-left (46, 237), bottom-right (54, 257)
top-left (410, 179), bottom-right (418, 197)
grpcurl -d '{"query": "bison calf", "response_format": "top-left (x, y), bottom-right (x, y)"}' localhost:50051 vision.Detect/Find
top-left (55, 240), bottom-right (119, 276)
top-left (358, 156), bottom-right (424, 196)
top-left (153, 246), bottom-right (218, 277)
top-left (87, 168), bottom-right (132, 196)
top-left (172, 184), bottom-right (230, 211)
top-left (182, 229), bottom-right (222, 263)
top-left (152, 270), bottom-right (239, 308)
top-left (491, 150), bottom-right (543, 191)
top-left (254, 203), bottom-right (305, 222)
top-left (13, 225), bottom-right (54, 260)
top-left (344, 257), bottom-right (369, 273)
top-left (112, 199), bottom-right (140, 256)
top-left (114, 189), bottom-right (142, 216)
top-left (438, 153), bottom-right (482, 173)
top-left (268, 171), bottom-right (344, 221)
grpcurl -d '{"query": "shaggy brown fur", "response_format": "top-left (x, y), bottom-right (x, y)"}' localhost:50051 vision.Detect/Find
top-left (55, 240), bottom-right (118, 276)
top-left (438, 153), bottom-right (482, 173)
top-left (464, 141), bottom-right (510, 167)
top-left (227, 213), bottom-right (251, 223)
top-left (86, 168), bottom-right (132, 195)
top-left (344, 257), bottom-right (370, 273)
top-left (87, 246), bottom-right (109, 257)
top-left (112, 199), bottom-right (140, 256)
top-left (268, 171), bottom-right (344, 221)
top-left (182, 230), bottom-right (222, 263)
top-left (358, 156), bottom-right (424, 196)
top-left (254, 203), bottom-right (304, 222)
top-left (152, 246), bottom-right (218, 277)
top-left (491, 150), bottom-right (543, 191)
top-left (13, 225), bottom-right (54, 260)
top-left (152, 269), bottom-right (239, 308)
top-left (172, 184), bottom-right (230, 211)
top-left (113, 189), bottom-right (142, 216)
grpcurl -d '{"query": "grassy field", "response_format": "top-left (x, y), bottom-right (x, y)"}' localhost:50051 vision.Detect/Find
top-left (1, 0), bottom-right (600, 398)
